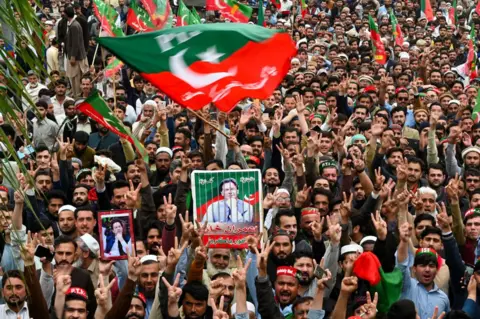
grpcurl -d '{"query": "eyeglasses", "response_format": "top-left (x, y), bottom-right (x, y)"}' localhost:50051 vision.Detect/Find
top-left (397, 97), bottom-right (408, 101)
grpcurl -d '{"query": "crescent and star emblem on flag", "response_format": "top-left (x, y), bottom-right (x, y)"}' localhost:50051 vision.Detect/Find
top-left (169, 46), bottom-right (238, 88)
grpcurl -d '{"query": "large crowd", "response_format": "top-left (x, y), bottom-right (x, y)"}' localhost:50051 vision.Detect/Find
top-left (1, 0), bottom-right (480, 319)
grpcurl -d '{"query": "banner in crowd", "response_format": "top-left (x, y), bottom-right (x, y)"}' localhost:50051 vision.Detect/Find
top-left (98, 209), bottom-right (135, 260)
top-left (192, 169), bottom-right (263, 248)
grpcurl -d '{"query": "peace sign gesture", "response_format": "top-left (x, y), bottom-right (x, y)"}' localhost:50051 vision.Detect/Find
top-left (327, 215), bottom-right (342, 244)
top-left (162, 273), bottom-right (183, 305)
top-left (95, 274), bottom-right (116, 306)
top-left (374, 167), bottom-right (385, 190)
top-left (211, 296), bottom-right (229, 319)
top-left (276, 143), bottom-right (291, 164)
top-left (232, 256), bottom-right (252, 289)
top-left (94, 164), bottom-right (108, 186)
top-left (166, 237), bottom-right (188, 272)
top-left (295, 184), bottom-right (311, 208)
top-left (358, 291), bottom-right (378, 319)
top-left (371, 210), bottom-right (387, 241)
top-left (340, 192), bottom-right (353, 223)
top-left (395, 157), bottom-right (408, 182)
top-left (311, 215), bottom-right (325, 242)
top-left (163, 193), bottom-right (177, 226)
top-left (254, 240), bottom-right (275, 277)
top-left (351, 153), bottom-right (365, 173)
top-left (125, 179), bottom-right (142, 209)
top-left (179, 211), bottom-right (194, 246)
top-left (445, 173), bottom-right (460, 203)
top-left (428, 306), bottom-right (446, 319)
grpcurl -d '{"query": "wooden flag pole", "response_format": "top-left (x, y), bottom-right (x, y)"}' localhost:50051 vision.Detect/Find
top-left (91, 43), bottom-right (100, 67)
top-left (189, 109), bottom-right (230, 139)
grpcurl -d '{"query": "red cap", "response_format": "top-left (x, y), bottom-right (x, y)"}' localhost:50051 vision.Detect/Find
top-left (363, 85), bottom-right (377, 93)
top-left (276, 266), bottom-right (297, 278)
top-left (0, 186), bottom-right (8, 193)
top-left (301, 207), bottom-right (319, 216)
top-left (66, 287), bottom-right (88, 301)
top-left (395, 87), bottom-right (408, 95)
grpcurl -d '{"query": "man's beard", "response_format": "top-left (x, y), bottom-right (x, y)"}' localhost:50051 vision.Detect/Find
top-left (74, 198), bottom-right (88, 207)
top-left (61, 225), bottom-right (77, 237)
top-left (73, 256), bottom-right (83, 268)
top-left (78, 114), bottom-right (88, 121)
top-left (74, 146), bottom-right (86, 155)
top-left (6, 294), bottom-right (26, 307)
top-left (298, 272), bottom-right (314, 286)
top-left (126, 313), bottom-right (143, 319)
top-left (206, 261), bottom-right (232, 279)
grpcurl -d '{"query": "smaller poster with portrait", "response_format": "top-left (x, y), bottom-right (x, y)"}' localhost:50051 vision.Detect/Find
top-left (98, 210), bottom-right (135, 260)
top-left (192, 169), bottom-right (263, 248)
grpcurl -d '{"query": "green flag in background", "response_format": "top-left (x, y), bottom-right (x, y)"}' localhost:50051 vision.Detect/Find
top-left (473, 89), bottom-right (480, 123)
top-left (257, 0), bottom-right (264, 26)
top-left (77, 90), bottom-right (148, 161)
top-left (191, 6), bottom-right (201, 24)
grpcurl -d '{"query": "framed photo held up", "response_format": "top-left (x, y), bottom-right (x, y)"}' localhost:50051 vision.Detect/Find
top-left (192, 169), bottom-right (263, 248)
top-left (98, 209), bottom-right (135, 260)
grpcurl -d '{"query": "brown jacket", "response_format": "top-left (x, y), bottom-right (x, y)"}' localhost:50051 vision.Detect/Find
top-left (65, 19), bottom-right (86, 60)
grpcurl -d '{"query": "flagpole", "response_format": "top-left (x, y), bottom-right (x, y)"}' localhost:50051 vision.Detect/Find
top-left (91, 43), bottom-right (100, 67)
top-left (189, 109), bottom-right (231, 140)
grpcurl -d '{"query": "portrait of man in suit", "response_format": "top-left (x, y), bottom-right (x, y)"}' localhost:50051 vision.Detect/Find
top-left (202, 178), bottom-right (254, 223)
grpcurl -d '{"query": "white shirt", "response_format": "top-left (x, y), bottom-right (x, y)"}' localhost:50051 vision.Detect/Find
top-left (46, 46), bottom-right (59, 74)
top-left (51, 95), bottom-right (74, 116)
top-left (0, 303), bottom-right (30, 319)
top-left (22, 82), bottom-right (47, 110)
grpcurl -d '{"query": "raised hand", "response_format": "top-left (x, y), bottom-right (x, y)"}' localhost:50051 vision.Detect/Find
top-left (163, 274), bottom-right (183, 305)
top-left (209, 277), bottom-right (226, 301)
top-left (295, 95), bottom-right (306, 113)
top-left (311, 214), bottom-right (324, 242)
top-left (340, 276), bottom-right (358, 294)
top-left (99, 259), bottom-right (115, 276)
top-left (211, 296), bottom-right (229, 319)
top-left (166, 237), bottom-right (188, 271)
top-left (20, 231), bottom-right (37, 266)
top-left (358, 291), bottom-right (379, 319)
top-left (295, 185), bottom-right (311, 207)
top-left (95, 274), bottom-right (116, 307)
top-left (232, 255), bottom-right (252, 289)
top-left (374, 167), bottom-right (385, 191)
top-left (339, 192), bottom-right (353, 223)
top-left (94, 164), bottom-right (108, 186)
top-left (245, 233), bottom-right (262, 254)
top-left (352, 153), bottom-right (365, 173)
top-left (395, 157), bottom-right (408, 182)
top-left (327, 215), bottom-right (342, 245)
top-left (399, 222), bottom-right (412, 243)
top-left (316, 267), bottom-right (332, 291)
top-left (436, 207), bottom-right (451, 233)
top-left (194, 241), bottom-right (208, 264)
top-left (125, 179), bottom-right (142, 209)
top-left (56, 274), bottom-right (72, 295)
top-left (254, 240), bottom-right (275, 277)
top-left (371, 210), bottom-right (387, 241)
top-left (127, 250), bottom-right (142, 282)
top-left (428, 306), bottom-right (446, 319)
top-left (263, 190), bottom-right (276, 209)
top-left (445, 173), bottom-right (460, 203)
top-left (179, 212), bottom-right (194, 246)
top-left (163, 193), bottom-right (177, 225)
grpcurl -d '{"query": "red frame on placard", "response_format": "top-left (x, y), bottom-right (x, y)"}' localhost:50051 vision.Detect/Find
top-left (98, 209), bottom-right (135, 260)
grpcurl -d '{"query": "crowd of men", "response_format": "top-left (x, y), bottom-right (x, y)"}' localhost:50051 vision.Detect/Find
top-left (2, 0), bottom-right (480, 318)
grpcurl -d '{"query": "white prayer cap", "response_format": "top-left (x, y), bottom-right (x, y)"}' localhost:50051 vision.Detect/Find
top-left (80, 234), bottom-right (100, 257)
top-left (59, 205), bottom-right (76, 214)
top-left (340, 244), bottom-right (363, 256)
top-left (360, 236), bottom-right (377, 246)
top-left (140, 255), bottom-right (159, 264)
top-left (156, 147), bottom-right (173, 158)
